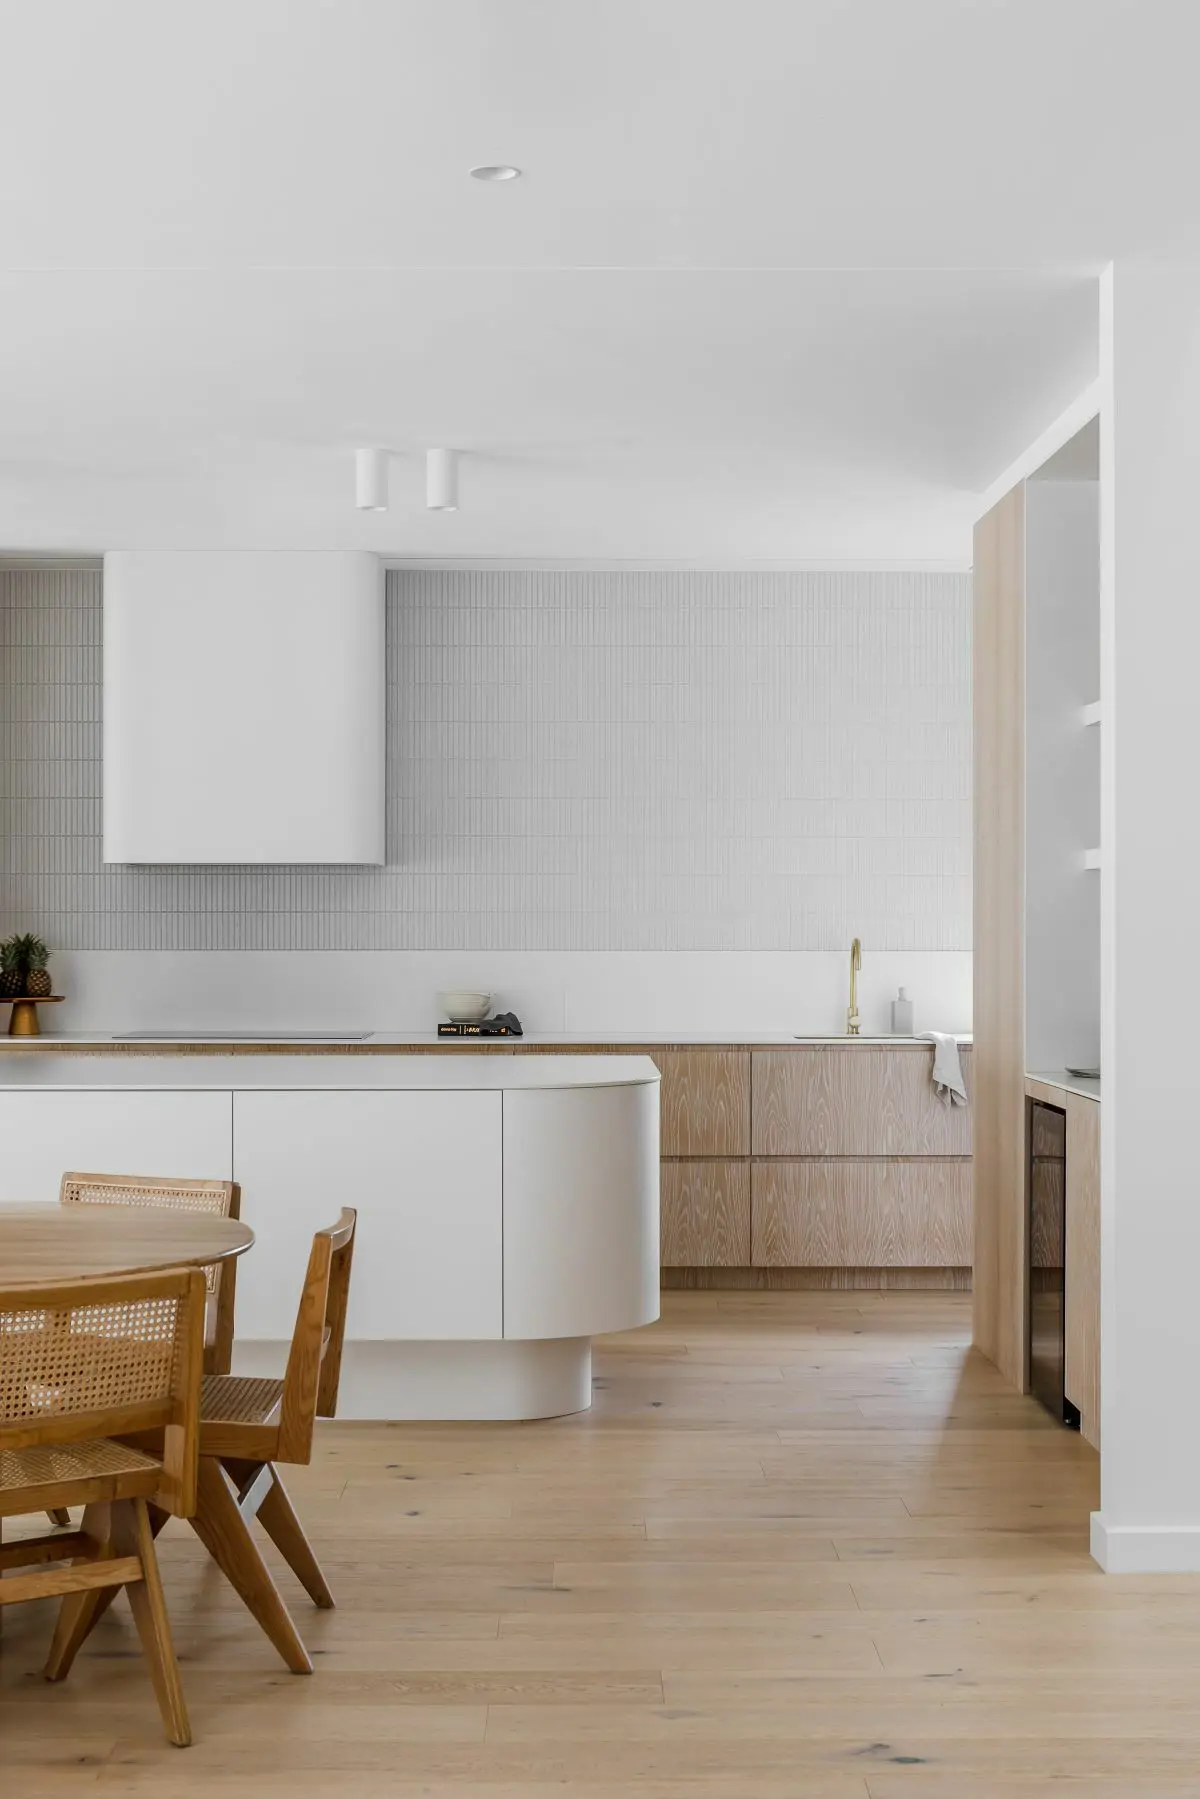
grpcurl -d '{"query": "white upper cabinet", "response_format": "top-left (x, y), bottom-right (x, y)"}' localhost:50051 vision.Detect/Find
top-left (102, 550), bottom-right (384, 864)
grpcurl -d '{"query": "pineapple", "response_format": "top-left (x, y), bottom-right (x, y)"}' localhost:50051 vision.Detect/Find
top-left (0, 937), bottom-right (22, 998)
top-left (2, 933), bottom-right (51, 999)
top-left (24, 936), bottom-right (51, 999)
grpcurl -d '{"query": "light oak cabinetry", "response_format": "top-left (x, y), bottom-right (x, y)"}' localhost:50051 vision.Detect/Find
top-left (656, 1049), bottom-right (750, 1157)
top-left (1065, 1092), bottom-right (1101, 1447)
top-left (752, 1158), bottom-right (971, 1268)
top-left (649, 1048), bottom-right (752, 1270)
top-left (652, 1042), bottom-right (971, 1282)
top-left (753, 1046), bottom-right (972, 1156)
top-left (660, 1160), bottom-right (751, 1267)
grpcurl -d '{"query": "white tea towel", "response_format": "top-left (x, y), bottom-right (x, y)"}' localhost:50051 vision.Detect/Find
top-left (922, 1032), bottom-right (968, 1107)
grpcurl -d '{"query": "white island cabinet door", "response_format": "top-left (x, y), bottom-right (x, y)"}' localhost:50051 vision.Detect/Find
top-left (503, 1082), bottom-right (660, 1341)
top-left (231, 1090), bottom-right (503, 1343)
top-left (0, 1091), bottom-right (233, 1201)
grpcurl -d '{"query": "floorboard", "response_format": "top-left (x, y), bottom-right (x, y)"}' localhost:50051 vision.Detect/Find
top-left (4, 1290), bottom-right (1193, 1795)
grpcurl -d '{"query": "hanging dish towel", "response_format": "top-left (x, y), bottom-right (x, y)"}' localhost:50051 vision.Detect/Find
top-left (921, 1032), bottom-right (968, 1107)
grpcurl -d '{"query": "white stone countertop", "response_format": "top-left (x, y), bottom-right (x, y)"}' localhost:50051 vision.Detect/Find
top-left (1027, 1069), bottom-right (1101, 1103)
top-left (1, 1030), bottom-right (973, 1050)
top-left (0, 1053), bottom-right (661, 1093)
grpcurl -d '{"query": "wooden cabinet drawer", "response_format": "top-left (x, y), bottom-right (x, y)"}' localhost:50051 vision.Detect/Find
top-left (661, 1160), bottom-right (751, 1267)
top-left (752, 1048), bottom-right (973, 1156)
top-left (654, 1050), bottom-right (751, 1157)
top-left (751, 1159), bottom-right (972, 1267)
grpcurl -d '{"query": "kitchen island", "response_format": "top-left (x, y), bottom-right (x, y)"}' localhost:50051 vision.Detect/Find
top-left (0, 1054), bottom-right (661, 1420)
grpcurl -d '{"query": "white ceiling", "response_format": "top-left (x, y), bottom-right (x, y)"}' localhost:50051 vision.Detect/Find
top-left (3, 0), bottom-right (1178, 564)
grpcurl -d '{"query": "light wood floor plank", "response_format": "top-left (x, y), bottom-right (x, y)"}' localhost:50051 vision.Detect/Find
top-left (5, 1289), bottom-right (1187, 1795)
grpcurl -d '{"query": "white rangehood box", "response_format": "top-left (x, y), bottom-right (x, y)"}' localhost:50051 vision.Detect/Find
top-left (103, 550), bottom-right (384, 864)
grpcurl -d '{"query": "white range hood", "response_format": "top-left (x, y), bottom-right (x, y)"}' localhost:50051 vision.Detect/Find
top-left (102, 550), bottom-right (385, 865)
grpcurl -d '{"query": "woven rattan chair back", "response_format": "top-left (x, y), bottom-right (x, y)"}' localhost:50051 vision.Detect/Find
top-left (60, 1172), bottom-right (241, 1374)
top-left (0, 1265), bottom-right (206, 1517)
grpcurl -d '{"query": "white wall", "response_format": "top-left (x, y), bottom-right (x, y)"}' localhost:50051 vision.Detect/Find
top-left (49, 946), bottom-right (972, 1039)
top-left (1092, 260), bottom-right (1200, 1572)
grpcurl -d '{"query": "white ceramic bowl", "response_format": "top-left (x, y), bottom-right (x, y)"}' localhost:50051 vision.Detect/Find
top-left (439, 990), bottom-right (492, 1024)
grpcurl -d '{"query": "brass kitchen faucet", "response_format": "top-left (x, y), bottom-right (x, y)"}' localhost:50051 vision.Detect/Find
top-left (847, 937), bottom-right (862, 1036)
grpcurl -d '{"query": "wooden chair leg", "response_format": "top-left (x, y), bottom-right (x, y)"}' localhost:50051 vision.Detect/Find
top-left (111, 1498), bottom-right (191, 1748)
top-left (47, 1504), bottom-right (172, 1671)
top-left (225, 1459), bottom-right (335, 1609)
top-left (44, 1503), bottom-right (114, 1682)
top-left (189, 1458), bottom-right (312, 1675)
top-left (47, 1509), bottom-right (72, 1528)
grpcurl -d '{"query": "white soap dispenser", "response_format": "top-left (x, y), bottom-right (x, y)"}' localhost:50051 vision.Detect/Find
top-left (891, 988), bottom-right (914, 1036)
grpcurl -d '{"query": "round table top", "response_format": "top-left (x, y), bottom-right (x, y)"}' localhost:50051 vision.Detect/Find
top-left (0, 1203), bottom-right (254, 1286)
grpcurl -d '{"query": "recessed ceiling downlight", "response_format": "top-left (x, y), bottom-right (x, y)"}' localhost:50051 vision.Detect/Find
top-left (470, 164), bottom-right (521, 182)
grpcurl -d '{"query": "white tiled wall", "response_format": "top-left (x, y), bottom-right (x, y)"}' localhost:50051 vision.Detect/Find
top-left (0, 567), bottom-right (971, 953)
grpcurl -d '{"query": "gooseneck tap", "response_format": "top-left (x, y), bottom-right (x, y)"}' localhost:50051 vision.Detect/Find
top-left (847, 937), bottom-right (862, 1036)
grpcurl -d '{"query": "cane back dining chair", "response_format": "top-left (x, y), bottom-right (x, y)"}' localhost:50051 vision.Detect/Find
top-left (61, 1208), bottom-right (357, 1677)
top-left (44, 1173), bottom-right (239, 1532)
top-left (0, 1265), bottom-right (205, 1747)
top-left (60, 1173), bottom-right (242, 1375)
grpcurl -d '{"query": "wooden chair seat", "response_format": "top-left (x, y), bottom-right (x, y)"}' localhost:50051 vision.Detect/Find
top-left (201, 1373), bottom-right (282, 1428)
top-left (2, 1438), bottom-right (162, 1496)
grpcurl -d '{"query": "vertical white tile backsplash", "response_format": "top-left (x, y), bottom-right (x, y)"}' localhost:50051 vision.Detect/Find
top-left (1, 566), bottom-right (971, 954)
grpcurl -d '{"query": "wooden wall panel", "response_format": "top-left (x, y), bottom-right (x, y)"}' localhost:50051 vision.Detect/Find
top-left (752, 1160), bottom-right (972, 1268)
top-left (1065, 1093), bottom-right (1101, 1447)
top-left (752, 1048), bottom-right (973, 1156)
top-left (655, 1050), bottom-right (751, 1156)
top-left (660, 1160), bottom-right (751, 1267)
top-left (972, 484), bottom-right (1028, 1389)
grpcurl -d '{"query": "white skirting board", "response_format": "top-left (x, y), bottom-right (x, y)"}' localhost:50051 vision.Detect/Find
top-left (1091, 1513), bottom-right (1200, 1573)
top-left (232, 1337), bottom-right (594, 1422)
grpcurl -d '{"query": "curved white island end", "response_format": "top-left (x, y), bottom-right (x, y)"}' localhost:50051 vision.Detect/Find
top-left (0, 1055), bottom-right (661, 1421)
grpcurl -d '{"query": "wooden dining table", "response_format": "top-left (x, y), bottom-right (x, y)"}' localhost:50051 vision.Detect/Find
top-left (0, 1202), bottom-right (254, 1285)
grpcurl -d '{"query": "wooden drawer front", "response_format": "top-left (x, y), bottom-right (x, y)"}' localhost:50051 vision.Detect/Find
top-left (752, 1048), bottom-right (973, 1156)
top-left (655, 1050), bottom-right (751, 1156)
top-left (751, 1160), bottom-right (972, 1267)
top-left (661, 1160), bottom-right (751, 1267)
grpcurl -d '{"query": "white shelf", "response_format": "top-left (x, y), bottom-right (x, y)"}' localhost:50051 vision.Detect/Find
top-left (1081, 700), bottom-right (1102, 728)
top-left (1083, 847), bottom-right (1101, 870)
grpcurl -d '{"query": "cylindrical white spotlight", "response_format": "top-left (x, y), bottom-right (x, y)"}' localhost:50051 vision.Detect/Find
top-left (426, 447), bottom-right (459, 512)
top-left (356, 447), bottom-right (390, 511)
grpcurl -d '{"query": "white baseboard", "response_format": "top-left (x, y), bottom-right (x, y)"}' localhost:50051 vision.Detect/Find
top-left (1091, 1513), bottom-right (1200, 1572)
